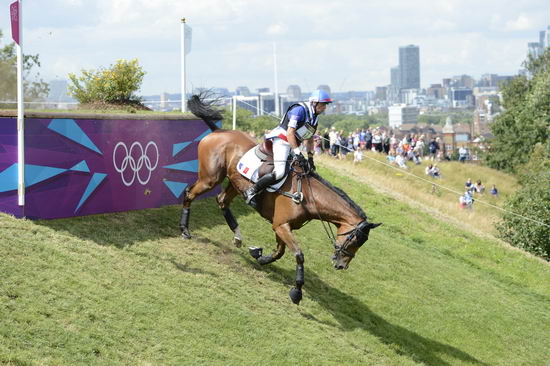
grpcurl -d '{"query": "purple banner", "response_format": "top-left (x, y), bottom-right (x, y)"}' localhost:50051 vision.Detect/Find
top-left (10, 1), bottom-right (19, 45)
top-left (0, 116), bottom-right (219, 219)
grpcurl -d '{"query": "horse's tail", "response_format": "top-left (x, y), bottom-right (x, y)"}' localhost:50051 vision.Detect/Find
top-left (187, 94), bottom-right (223, 131)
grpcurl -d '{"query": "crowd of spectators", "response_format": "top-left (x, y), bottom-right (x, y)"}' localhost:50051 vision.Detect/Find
top-left (314, 127), bottom-right (443, 169)
top-left (311, 127), bottom-right (500, 210)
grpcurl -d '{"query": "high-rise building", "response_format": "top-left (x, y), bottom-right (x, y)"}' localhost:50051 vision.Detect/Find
top-left (399, 45), bottom-right (420, 90)
top-left (388, 66), bottom-right (401, 103)
top-left (526, 26), bottom-right (549, 61)
top-left (235, 86), bottom-right (251, 96)
top-left (528, 42), bottom-right (543, 58)
top-left (286, 85), bottom-right (302, 100)
top-left (375, 86), bottom-right (387, 101)
top-left (388, 104), bottom-right (419, 128)
top-left (390, 67), bottom-right (400, 88)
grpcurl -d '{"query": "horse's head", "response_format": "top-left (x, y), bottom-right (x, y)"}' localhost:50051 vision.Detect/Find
top-left (332, 221), bottom-right (381, 270)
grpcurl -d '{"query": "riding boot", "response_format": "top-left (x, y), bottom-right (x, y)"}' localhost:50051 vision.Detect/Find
top-left (243, 172), bottom-right (277, 209)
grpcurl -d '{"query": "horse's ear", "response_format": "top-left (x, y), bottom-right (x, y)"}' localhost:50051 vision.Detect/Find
top-left (369, 222), bottom-right (382, 229)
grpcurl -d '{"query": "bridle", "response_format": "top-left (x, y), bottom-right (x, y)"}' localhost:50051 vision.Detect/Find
top-left (300, 168), bottom-right (371, 259)
top-left (333, 220), bottom-right (370, 258)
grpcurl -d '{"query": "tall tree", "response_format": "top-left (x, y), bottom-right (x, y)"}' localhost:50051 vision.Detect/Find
top-left (485, 49), bottom-right (550, 173)
top-left (0, 30), bottom-right (49, 108)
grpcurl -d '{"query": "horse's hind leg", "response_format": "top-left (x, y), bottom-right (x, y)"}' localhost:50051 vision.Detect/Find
top-left (216, 183), bottom-right (243, 247)
top-left (249, 234), bottom-right (286, 265)
top-left (180, 172), bottom-right (224, 239)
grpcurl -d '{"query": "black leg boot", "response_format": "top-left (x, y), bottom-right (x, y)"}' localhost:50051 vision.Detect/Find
top-left (243, 172), bottom-right (277, 209)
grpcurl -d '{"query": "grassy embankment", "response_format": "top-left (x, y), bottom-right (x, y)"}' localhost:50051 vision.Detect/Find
top-left (1, 164), bottom-right (548, 366)
top-left (318, 152), bottom-right (518, 240)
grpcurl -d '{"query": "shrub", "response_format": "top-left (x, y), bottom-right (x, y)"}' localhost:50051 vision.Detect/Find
top-left (68, 59), bottom-right (145, 104)
top-left (496, 143), bottom-right (550, 259)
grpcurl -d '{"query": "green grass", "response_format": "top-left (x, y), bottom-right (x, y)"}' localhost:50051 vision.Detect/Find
top-left (319, 152), bottom-right (519, 238)
top-left (1, 165), bottom-right (549, 365)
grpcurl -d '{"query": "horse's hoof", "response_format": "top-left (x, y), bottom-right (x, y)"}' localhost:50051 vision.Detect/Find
top-left (233, 236), bottom-right (242, 248)
top-left (248, 247), bottom-right (263, 259)
top-left (289, 287), bottom-right (302, 305)
top-left (181, 228), bottom-right (191, 240)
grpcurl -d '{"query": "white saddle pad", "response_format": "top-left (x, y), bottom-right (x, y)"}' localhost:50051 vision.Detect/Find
top-left (236, 146), bottom-right (287, 192)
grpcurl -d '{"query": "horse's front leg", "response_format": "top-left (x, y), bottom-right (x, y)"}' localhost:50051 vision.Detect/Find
top-left (273, 223), bottom-right (304, 305)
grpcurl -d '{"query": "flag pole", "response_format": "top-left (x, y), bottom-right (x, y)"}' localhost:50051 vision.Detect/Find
top-left (180, 18), bottom-right (187, 113)
top-left (12, 0), bottom-right (25, 206)
top-left (273, 42), bottom-right (280, 117)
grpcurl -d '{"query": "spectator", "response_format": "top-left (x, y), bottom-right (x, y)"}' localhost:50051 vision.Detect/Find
top-left (458, 146), bottom-right (468, 163)
top-left (338, 130), bottom-right (347, 159)
top-left (459, 191), bottom-right (474, 209)
top-left (322, 128), bottom-right (330, 154)
top-left (364, 129), bottom-right (372, 151)
top-left (387, 150), bottom-right (397, 165)
top-left (395, 152), bottom-right (408, 169)
top-left (340, 131), bottom-right (350, 158)
top-left (465, 178), bottom-right (474, 193)
top-left (425, 164), bottom-right (434, 176)
top-left (352, 129), bottom-right (360, 150)
top-left (490, 184), bottom-right (499, 198)
top-left (372, 129), bottom-right (382, 152)
top-left (382, 132), bottom-right (391, 154)
top-left (425, 164), bottom-right (440, 178)
top-left (428, 137), bottom-right (439, 161)
top-left (329, 127), bottom-right (338, 157)
top-left (353, 148), bottom-right (363, 164)
top-left (474, 179), bottom-right (485, 194)
top-left (431, 164), bottom-right (441, 178)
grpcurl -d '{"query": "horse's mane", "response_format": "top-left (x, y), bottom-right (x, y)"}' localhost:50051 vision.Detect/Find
top-left (309, 170), bottom-right (367, 220)
top-left (187, 92), bottom-right (224, 132)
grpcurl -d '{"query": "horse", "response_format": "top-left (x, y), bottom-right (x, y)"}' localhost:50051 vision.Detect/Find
top-left (180, 95), bottom-right (381, 304)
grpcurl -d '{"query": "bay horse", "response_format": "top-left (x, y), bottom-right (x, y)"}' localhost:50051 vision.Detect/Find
top-left (180, 95), bottom-right (381, 304)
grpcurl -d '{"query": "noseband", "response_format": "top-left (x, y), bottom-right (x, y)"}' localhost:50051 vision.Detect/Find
top-left (334, 221), bottom-right (371, 258)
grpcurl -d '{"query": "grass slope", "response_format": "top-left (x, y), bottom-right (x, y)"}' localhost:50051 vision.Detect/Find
top-left (1, 166), bottom-right (549, 366)
top-left (318, 152), bottom-right (519, 239)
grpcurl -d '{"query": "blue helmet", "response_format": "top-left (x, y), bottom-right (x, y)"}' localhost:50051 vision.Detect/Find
top-left (309, 89), bottom-right (333, 103)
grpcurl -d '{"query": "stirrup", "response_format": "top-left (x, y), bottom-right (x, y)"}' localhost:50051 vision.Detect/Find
top-left (244, 187), bottom-right (257, 204)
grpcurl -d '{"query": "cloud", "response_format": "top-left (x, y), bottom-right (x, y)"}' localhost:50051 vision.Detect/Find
top-left (266, 23), bottom-right (288, 37)
top-left (505, 14), bottom-right (533, 31)
top-left (1, 0), bottom-right (548, 95)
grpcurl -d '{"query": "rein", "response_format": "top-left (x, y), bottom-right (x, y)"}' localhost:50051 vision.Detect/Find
top-left (301, 168), bottom-right (369, 258)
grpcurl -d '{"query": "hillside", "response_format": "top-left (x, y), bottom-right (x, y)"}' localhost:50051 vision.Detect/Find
top-left (318, 152), bottom-right (519, 241)
top-left (1, 164), bottom-right (549, 366)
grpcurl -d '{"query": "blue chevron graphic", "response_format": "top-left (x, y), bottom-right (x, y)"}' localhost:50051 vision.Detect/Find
top-left (163, 181), bottom-right (188, 198)
top-left (69, 160), bottom-right (90, 173)
top-left (0, 163), bottom-right (17, 192)
top-left (163, 160), bottom-right (198, 173)
top-left (48, 119), bottom-right (103, 155)
top-left (0, 162), bottom-right (92, 192)
top-left (172, 142), bottom-right (192, 157)
top-left (75, 173), bottom-right (107, 212)
top-left (194, 129), bottom-right (210, 142)
top-left (25, 164), bottom-right (67, 186)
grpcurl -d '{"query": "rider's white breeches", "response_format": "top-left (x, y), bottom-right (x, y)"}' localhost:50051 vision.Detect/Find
top-left (272, 138), bottom-right (291, 180)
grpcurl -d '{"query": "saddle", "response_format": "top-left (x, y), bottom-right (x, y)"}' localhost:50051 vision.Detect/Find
top-left (254, 139), bottom-right (275, 178)
top-left (236, 140), bottom-right (305, 203)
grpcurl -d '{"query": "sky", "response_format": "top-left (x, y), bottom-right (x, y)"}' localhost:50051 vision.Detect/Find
top-left (0, 0), bottom-right (549, 96)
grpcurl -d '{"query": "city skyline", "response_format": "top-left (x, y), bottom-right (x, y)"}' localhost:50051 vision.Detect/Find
top-left (1, 1), bottom-right (549, 95)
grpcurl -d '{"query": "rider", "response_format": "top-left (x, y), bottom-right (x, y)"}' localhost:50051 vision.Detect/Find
top-left (243, 89), bottom-right (333, 208)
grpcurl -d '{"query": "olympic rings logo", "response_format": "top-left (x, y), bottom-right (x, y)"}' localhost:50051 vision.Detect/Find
top-left (112, 141), bottom-right (159, 186)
